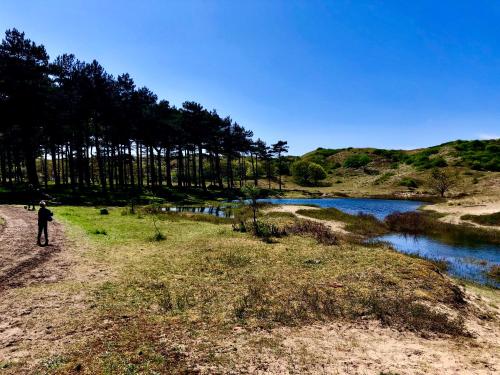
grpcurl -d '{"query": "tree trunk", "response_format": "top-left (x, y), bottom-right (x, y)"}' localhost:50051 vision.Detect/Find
top-left (165, 147), bottom-right (172, 188)
top-left (198, 145), bottom-right (206, 191)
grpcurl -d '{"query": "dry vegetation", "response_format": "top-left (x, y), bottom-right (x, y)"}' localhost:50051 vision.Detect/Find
top-left (2, 206), bottom-right (497, 374)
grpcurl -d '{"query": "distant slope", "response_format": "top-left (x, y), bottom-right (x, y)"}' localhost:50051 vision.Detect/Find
top-left (301, 139), bottom-right (500, 173)
top-left (284, 139), bottom-right (500, 197)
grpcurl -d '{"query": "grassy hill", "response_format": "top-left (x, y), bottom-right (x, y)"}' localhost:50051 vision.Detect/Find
top-left (282, 139), bottom-right (500, 197)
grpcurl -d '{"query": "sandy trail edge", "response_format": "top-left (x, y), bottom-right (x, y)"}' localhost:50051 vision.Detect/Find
top-left (265, 205), bottom-right (349, 234)
top-left (423, 196), bottom-right (500, 229)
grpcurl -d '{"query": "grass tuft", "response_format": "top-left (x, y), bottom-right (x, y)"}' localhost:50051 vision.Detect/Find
top-left (486, 265), bottom-right (500, 282)
top-left (297, 208), bottom-right (388, 236)
top-left (461, 212), bottom-right (500, 226)
top-left (385, 211), bottom-right (500, 244)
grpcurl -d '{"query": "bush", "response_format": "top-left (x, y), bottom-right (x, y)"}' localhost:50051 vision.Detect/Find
top-left (285, 220), bottom-right (338, 245)
top-left (399, 177), bottom-right (419, 188)
top-left (453, 139), bottom-right (500, 171)
top-left (290, 160), bottom-right (327, 186)
top-left (343, 154), bottom-right (371, 168)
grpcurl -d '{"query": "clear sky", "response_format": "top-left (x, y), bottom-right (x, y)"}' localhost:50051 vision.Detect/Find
top-left (1, 0), bottom-right (499, 155)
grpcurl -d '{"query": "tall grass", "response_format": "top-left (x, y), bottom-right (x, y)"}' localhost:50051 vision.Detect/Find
top-left (385, 211), bottom-right (500, 244)
top-left (461, 212), bottom-right (500, 227)
top-left (296, 208), bottom-right (388, 236)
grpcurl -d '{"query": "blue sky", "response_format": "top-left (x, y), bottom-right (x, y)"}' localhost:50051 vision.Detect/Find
top-left (1, 0), bottom-right (499, 154)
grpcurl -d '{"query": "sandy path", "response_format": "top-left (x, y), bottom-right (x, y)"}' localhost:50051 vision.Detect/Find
top-left (423, 196), bottom-right (500, 229)
top-left (0, 205), bottom-right (78, 365)
top-left (265, 205), bottom-right (349, 234)
top-left (0, 205), bottom-right (70, 292)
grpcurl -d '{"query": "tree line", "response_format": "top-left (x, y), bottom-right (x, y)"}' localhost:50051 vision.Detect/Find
top-left (0, 29), bottom-right (288, 192)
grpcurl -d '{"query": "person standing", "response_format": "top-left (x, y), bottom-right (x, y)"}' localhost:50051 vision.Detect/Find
top-left (37, 201), bottom-right (53, 246)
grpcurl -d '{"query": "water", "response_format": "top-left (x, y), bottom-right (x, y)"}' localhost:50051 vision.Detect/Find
top-left (258, 197), bottom-right (499, 287)
top-left (258, 198), bottom-right (423, 220)
top-left (376, 233), bottom-right (500, 288)
top-left (161, 206), bottom-right (233, 218)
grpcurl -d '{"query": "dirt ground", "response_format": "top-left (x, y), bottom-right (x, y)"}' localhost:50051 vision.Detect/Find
top-left (0, 205), bottom-right (499, 374)
top-left (0, 205), bottom-right (104, 371)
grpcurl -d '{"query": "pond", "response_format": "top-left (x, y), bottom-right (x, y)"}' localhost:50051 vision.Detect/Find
top-left (376, 233), bottom-right (500, 288)
top-left (161, 206), bottom-right (233, 218)
top-left (258, 198), bottom-right (499, 287)
top-left (258, 198), bottom-right (423, 220)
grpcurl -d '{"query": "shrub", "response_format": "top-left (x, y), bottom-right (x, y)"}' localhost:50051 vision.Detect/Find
top-left (290, 160), bottom-right (327, 186)
top-left (308, 162), bottom-right (327, 184)
top-left (399, 177), bottom-right (419, 188)
top-left (343, 154), bottom-right (371, 168)
top-left (453, 139), bottom-right (500, 171)
top-left (285, 220), bottom-right (338, 245)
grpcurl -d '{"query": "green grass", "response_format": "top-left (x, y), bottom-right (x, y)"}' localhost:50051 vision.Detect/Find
top-left (296, 207), bottom-right (388, 236)
top-left (461, 212), bottom-right (500, 226)
top-left (26, 205), bottom-right (471, 373)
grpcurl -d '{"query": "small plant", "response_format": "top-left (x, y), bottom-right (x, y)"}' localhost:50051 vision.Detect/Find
top-left (153, 231), bottom-right (166, 241)
top-left (241, 184), bottom-right (262, 227)
top-left (92, 228), bottom-right (107, 235)
top-left (149, 195), bottom-right (166, 241)
top-left (41, 355), bottom-right (66, 370)
top-left (399, 177), bottom-right (419, 188)
top-left (286, 220), bottom-right (337, 245)
top-left (486, 265), bottom-right (500, 282)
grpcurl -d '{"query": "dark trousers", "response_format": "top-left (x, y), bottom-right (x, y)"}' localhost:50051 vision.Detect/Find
top-left (38, 222), bottom-right (48, 245)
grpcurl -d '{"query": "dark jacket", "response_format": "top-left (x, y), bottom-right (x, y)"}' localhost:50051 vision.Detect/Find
top-left (38, 207), bottom-right (53, 224)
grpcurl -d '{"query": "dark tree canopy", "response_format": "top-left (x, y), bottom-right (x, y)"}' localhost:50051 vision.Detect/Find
top-left (0, 29), bottom-right (286, 191)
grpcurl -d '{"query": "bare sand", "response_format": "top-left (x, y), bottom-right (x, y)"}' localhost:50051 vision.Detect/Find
top-left (265, 204), bottom-right (349, 234)
top-left (198, 288), bottom-right (500, 374)
top-left (423, 195), bottom-right (500, 228)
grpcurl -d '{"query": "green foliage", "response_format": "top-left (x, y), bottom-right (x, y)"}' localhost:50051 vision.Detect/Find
top-left (373, 172), bottom-right (395, 185)
top-left (453, 139), bottom-right (500, 171)
top-left (241, 184), bottom-right (262, 226)
top-left (290, 160), bottom-right (327, 186)
top-left (372, 149), bottom-right (405, 162)
top-left (343, 153), bottom-right (371, 168)
top-left (403, 148), bottom-right (446, 170)
top-left (399, 177), bottom-right (419, 188)
top-left (302, 147), bottom-right (342, 169)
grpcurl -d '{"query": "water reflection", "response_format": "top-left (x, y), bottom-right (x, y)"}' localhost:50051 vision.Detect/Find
top-left (376, 233), bottom-right (499, 287)
top-left (161, 206), bottom-right (233, 218)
